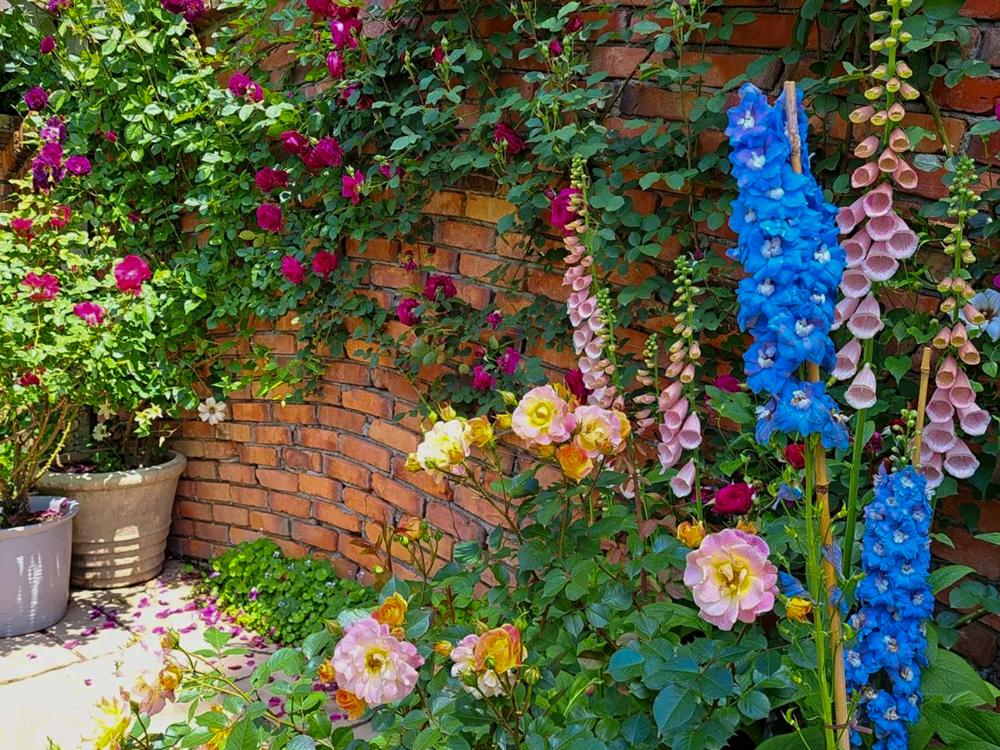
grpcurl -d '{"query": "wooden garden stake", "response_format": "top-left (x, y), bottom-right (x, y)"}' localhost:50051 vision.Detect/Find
top-left (912, 346), bottom-right (933, 465)
top-left (784, 81), bottom-right (851, 750)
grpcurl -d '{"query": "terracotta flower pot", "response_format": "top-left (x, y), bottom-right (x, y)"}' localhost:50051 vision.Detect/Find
top-left (36, 452), bottom-right (187, 589)
top-left (0, 497), bottom-right (79, 637)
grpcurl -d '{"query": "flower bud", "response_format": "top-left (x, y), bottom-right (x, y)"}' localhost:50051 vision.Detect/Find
top-left (786, 597), bottom-right (813, 622)
top-left (896, 61), bottom-right (913, 78)
top-left (160, 631), bottom-right (180, 652)
top-left (524, 666), bottom-right (541, 685)
top-left (326, 619), bottom-right (344, 637)
top-left (434, 641), bottom-right (453, 657)
top-left (940, 297), bottom-right (957, 314)
top-left (676, 520), bottom-right (706, 548)
top-left (499, 391), bottom-right (518, 407)
top-left (961, 250), bottom-right (976, 264)
top-left (495, 413), bottom-right (512, 430)
top-left (440, 404), bottom-right (457, 421)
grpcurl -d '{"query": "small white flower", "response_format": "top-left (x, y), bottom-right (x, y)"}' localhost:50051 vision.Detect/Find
top-left (97, 402), bottom-right (115, 420)
top-left (197, 397), bottom-right (227, 425)
top-left (92, 423), bottom-right (108, 442)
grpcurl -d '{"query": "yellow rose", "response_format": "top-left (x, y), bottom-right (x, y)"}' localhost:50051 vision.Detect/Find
top-left (786, 597), bottom-right (813, 622)
top-left (404, 452), bottom-right (422, 472)
top-left (88, 695), bottom-right (131, 750)
top-left (336, 689), bottom-right (368, 720)
top-left (317, 659), bottom-right (337, 684)
top-left (495, 413), bottom-right (512, 430)
top-left (395, 515), bottom-right (424, 541)
top-left (465, 416), bottom-right (494, 447)
top-left (157, 664), bottom-right (182, 693)
top-left (556, 443), bottom-right (593, 483)
top-left (616, 411), bottom-right (632, 441)
top-left (676, 520), bottom-right (706, 548)
top-left (440, 404), bottom-right (458, 421)
top-left (737, 520), bottom-right (758, 535)
top-left (373, 592), bottom-right (408, 628)
top-left (474, 624), bottom-right (523, 675)
top-left (415, 419), bottom-right (470, 475)
top-left (433, 641), bottom-right (453, 658)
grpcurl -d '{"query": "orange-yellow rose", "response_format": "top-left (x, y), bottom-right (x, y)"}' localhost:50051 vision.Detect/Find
top-left (373, 592), bottom-right (408, 628)
top-left (676, 520), bottom-right (706, 548)
top-left (495, 413), bottom-right (512, 430)
top-left (336, 689), bottom-right (368, 720)
top-left (317, 659), bottom-right (337, 684)
top-left (474, 624), bottom-right (523, 675)
top-left (786, 597), bottom-right (813, 622)
top-left (556, 443), bottom-right (593, 483)
top-left (396, 516), bottom-right (423, 541)
top-left (737, 520), bottom-right (758, 535)
top-left (433, 641), bottom-right (453, 658)
top-left (465, 416), bottom-right (494, 447)
top-left (157, 664), bottom-right (182, 692)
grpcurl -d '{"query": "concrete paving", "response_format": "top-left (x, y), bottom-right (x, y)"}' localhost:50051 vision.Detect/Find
top-left (0, 558), bottom-right (367, 749)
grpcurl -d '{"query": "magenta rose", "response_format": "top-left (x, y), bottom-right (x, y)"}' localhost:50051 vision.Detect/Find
top-left (246, 82), bottom-right (263, 103)
top-left (40, 35), bottom-right (56, 54)
top-left (550, 187), bottom-right (582, 235)
top-left (254, 167), bottom-right (288, 193)
top-left (102, 130), bottom-right (118, 142)
top-left (228, 72), bottom-right (251, 97)
top-left (73, 302), bottom-right (105, 326)
top-left (330, 18), bottom-right (360, 49)
top-left (256, 203), bottom-right (283, 233)
top-left (11, 218), bottom-right (34, 239)
top-left (548, 39), bottom-right (564, 56)
top-left (497, 347), bottom-right (520, 375)
top-left (23, 272), bottom-right (59, 301)
top-left (312, 251), bottom-right (338, 279)
top-left (327, 51), bottom-right (346, 79)
top-left (114, 255), bottom-right (152, 294)
top-left (472, 365), bottom-right (495, 391)
top-left (341, 171), bottom-right (364, 205)
top-left (306, 0), bottom-right (336, 18)
top-left (65, 155), bottom-right (92, 175)
top-left (312, 136), bottom-right (344, 168)
top-left (423, 274), bottom-right (456, 301)
top-left (379, 162), bottom-right (403, 179)
top-left (713, 375), bottom-right (741, 394)
top-left (713, 483), bottom-right (755, 515)
top-left (280, 131), bottom-right (310, 154)
top-left (565, 368), bottom-right (592, 402)
top-left (18, 371), bottom-right (41, 387)
top-left (51, 205), bottom-right (71, 227)
top-left (493, 123), bottom-right (526, 155)
top-left (24, 87), bottom-right (49, 111)
top-left (784, 444), bottom-right (806, 470)
top-left (432, 45), bottom-right (445, 64)
top-left (397, 298), bottom-right (421, 326)
top-left (281, 256), bottom-right (305, 284)
top-left (566, 16), bottom-right (584, 32)
top-left (486, 311), bottom-right (502, 330)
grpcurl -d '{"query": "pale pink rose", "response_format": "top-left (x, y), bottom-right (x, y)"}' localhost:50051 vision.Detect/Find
top-left (572, 405), bottom-right (626, 458)
top-left (332, 617), bottom-right (423, 706)
top-left (450, 634), bottom-right (503, 698)
top-left (511, 385), bottom-right (574, 447)
top-left (683, 529), bottom-right (778, 631)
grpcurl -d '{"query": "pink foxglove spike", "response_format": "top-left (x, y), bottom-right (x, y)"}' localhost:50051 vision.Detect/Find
top-left (573, 328), bottom-right (593, 350)
top-left (867, 212), bottom-right (900, 242)
top-left (885, 227), bottom-right (918, 259)
top-left (833, 338), bottom-right (863, 380)
top-left (845, 364), bottom-right (878, 409)
top-left (837, 200), bottom-right (867, 234)
top-left (958, 339), bottom-right (980, 367)
top-left (919, 441), bottom-right (935, 465)
top-left (658, 421), bottom-right (677, 443)
top-left (960, 303), bottom-right (986, 327)
top-left (852, 162), bottom-right (881, 189)
top-left (584, 340), bottom-right (604, 360)
top-left (678, 412), bottom-right (703, 450)
top-left (679, 363), bottom-right (696, 384)
top-left (920, 451), bottom-right (944, 489)
top-left (571, 275), bottom-right (591, 292)
top-left (588, 315), bottom-right (603, 333)
top-left (855, 135), bottom-right (881, 159)
top-left (663, 398), bottom-right (689, 431)
top-left (887, 102), bottom-right (906, 122)
top-left (841, 269), bottom-right (873, 300)
top-left (932, 326), bottom-right (952, 350)
top-left (665, 359), bottom-right (685, 379)
top-left (935, 355), bottom-right (958, 389)
top-left (832, 296), bottom-right (861, 330)
top-left (658, 441), bottom-right (681, 472)
top-left (861, 182), bottom-right (894, 217)
top-left (943, 440), bottom-right (980, 479)
top-left (958, 405), bottom-right (990, 436)
top-left (870, 110), bottom-right (889, 127)
top-left (844, 239), bottom-right (868, 269)
top-left (861, 247), bottom-right (899, 282)
top-left (877, 148), bottom-right (900, 173)
top-left (659, 381), bottom-right (684, 411)
top-left (950, 322), bottom-right (969, 348)
top-left (900, 83), bottom-right (920, 100)
top-left (925, 388), bottom-right (955, 424)
top-left (849, 105), bottom-right (876, 123)
top-left (923, 420), bottom-right (958, 454)
top-left (669, 458), bottom-right (697, 498)
top-left (847, 293), bottom-right (884, 339)
top-left (947, 368), bottom-right (975, 410)
top-left (892, 161), bottom-right (919, 190)
top-left (888, 127), bottom-right (911, 153)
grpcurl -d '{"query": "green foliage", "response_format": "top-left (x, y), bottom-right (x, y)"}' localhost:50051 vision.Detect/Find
top-left (205, 539), bottom-right (376, 645)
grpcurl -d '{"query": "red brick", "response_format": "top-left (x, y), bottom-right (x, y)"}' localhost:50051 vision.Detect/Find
top-left (340, 435), bottom-right (392, 471)
top-left (317, 406), bottom-right (368, 433)
top-left (298, 427), bottom-right (339, 451)
top-left (231, 485), bottom-right (268, 508)
top-left (342, 389), bottom-right (392, 418)
top-left (300, 474), bottom-right (341, 500)
top-left (239, 444), bottom-right (279, 466)
top-left (312, 500), bottom-right (362, 532)
top-left (423, 191), bottom-right (465, 216)
top-left (953, 623), bottom-right (998, 668)
top-left (284, 448), bottom-right (323, 472)
top-left (189, 481), bottom-right (230, 503)
top-left (368, 420), bottom-right (419, 454)
top-left (231, 402), bottom-right (272, 422)
top-left (324, 361), bottom-right (371, 386)
top-left (932, 527), bottom-right (1000, 579)
top-left (962, 0), bottom-right (1000, 19)
top-left (274, 403), bottom-right (317, 423)
top-left (459, 253), bottom-right (525, 283)
top-left (332, 558), bottom-right (360, 580)
top-left (454, 484), bottom-right (509, 528)
top-left (201, 441), bottom-right (238, 460)
top-left (346, 238), bottom-right (398, 262)
top-left (291, 521), bottom-right (339, 552)
top-left (323, 456), bottom-right (372, 489)
top-left (426, 501), bottom-right (485, 543)
top-left (274, 539), bottom-right (309, 558)
top-left (257, 468), bottom-right (298, 493)
top-left (434, 221), bottom-right (496, 253)
top-left (933, 75), bottom-right (1000, 114)
top-left (254, 425), bottom-right (292, 444)
top-left (270, 492), bottom-right (311, 518)
top-left (183, 460), bottom-right (218, 480)
top-left (216, 423), bottom-right (252, 442)
top-left (213, 504), bottom-right (249, 527)
top-left (172, 538), bottom-right (213, 560)
top-left (370, 264), bottom-right (420, 289)
top-left (527, 269), bottom-right (571, 302)
top-left (193, 522), bottom-right (230, 543)
top-left (230, 527), bottom-right (265, 546)
top-left (465, 194), bottom-right (515, 224)
top-left (372, 474), bottom-right (425, 516)
top-left (343, 486), bottom-right (392, 521)
top-left (248, 511), bottom-right (290, 536)
top-left (177, 500), bottom-right (214, 521)
top-left (371, 370), bottom-right (422, 403)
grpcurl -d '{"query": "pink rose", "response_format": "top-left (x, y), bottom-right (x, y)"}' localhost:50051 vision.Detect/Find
top-left (256, 203), bottom-right (284, 233)
top-left (472, 365), bottom-right (495, 391)
top-left (493, 123), bottom-right (526, 155)
top-left (486, 311), bottom-right (502, 330)
top-left (23, 272), bottom-right (59, 301)
top-left (281, 256), bottom-right (305, 284)
top-left (279, 131), bottom-right (310, 154)
top-left (548, 39), bottom-right (563, 56)
top-left (73, 302), bottom-right (105, 326)
top-left (432, 46), bottom-right (445, 64)
top-left (397, 298), bottom-right (420, 326)
top-left (327, 51), bottom-right (346, 79)
top-left (713, 483), bottom-right (754, 515)
top-left (65, 155), bottom-right (92, 175)
top-left (312, 251), bottom-right (338, 279)
top-left (11, 218), bottom-right (34, 239)
top-left (254, 167), bottom-right (288, 193)
top-left (51, 205), bottom-right (71, 227)
top-left (40, 35), bottom-right (56, 54)
top-left (497, 347), bottom-right (520, 375)
top-left (114, 255), bottom-right (152, 294)
top-left (784, 444), bottom-right (806, 470)
top-left (341, 171), bottom-right (364, 205)
top-left (423, 274), bottom-right (456, 302)
top-left (312, 136), bottom-right (344, 168)
top-left (713, 375), bottom-right (741, 394)
top-left (565, 369), bottom-right (591, 402)
top-left (550, 187), bottom-right (582, 235)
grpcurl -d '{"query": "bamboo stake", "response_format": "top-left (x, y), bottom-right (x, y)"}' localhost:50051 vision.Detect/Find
top-left (784, 81), bottom-right (851, 750)
top-left (912, 346), bottom-right (933, 465)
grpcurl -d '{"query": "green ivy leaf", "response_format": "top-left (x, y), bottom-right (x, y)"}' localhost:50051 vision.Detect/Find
top-left (885, 355), bottom-right (911, 384)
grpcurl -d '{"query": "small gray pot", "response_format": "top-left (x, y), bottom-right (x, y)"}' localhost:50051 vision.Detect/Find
top-left (0, 496), bottom-right (79, 638)
top-left (36, 451), bottom-right (187, 589)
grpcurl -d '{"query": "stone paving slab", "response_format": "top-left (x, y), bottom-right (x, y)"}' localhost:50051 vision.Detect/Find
top-left (0, 628), bottom-right (81, 684)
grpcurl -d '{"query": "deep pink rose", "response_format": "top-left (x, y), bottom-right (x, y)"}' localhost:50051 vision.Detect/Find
top-left (330, 18), bottom-right (360, 49)
top-left (312, 136), bottom-right (344, 168)
top-left (228, 72), bottom-right (251, 97)
top-left (550, 187), bottom-right (582, 235)
top-left (432, 46), bottom-right (445, 64)
top-left (23, 272), bottom-right (59, 301)
top-left (327, 51), bottom-right (346, 79)
top-left (24, 87), bottom-right (48, 111)
top-left (340, 83), bottom-right (372, 109)
top-left (497, 347), bottom-right (520, 375)
top-left (397, 298), bottom-right (420, 326)
top-left (11, 218), bottom-right (34, 239)
top-left (713, 375), bottom-right (741, 394)
top-left (784, 444), bottom-right (806, 470)
top-left (19, 371), bottom-right (41, 387)
top-left (51, 205), bottom-right (71, 227)
top-left (114, 255), bottom-right (152, 294)
top-left (493, 123), bottom-right (526, 155)
top-left (256, 203), bottom-right (283, 233)
top-left (255, 167), bottom-right (288, 193)
top-left (379, 162), bottom-right (403, 179)
top-left (996, 98), bottom-right (1000, 122)
top-left (472, 365), bottom-right (495, 391)
top-left (103, 130), bottom-right (118, 142)
top-left (246, 82), bottom-right (263, 103)
top-left (548, 39), bottom-right (564, 56)
top-left (486, 311), bottom-right (502, 330)
top-left (565, 369), bottom-right (592, 402)
top-left (341, 171), bottom-right (364, 205)
top-left (306, 0), bottom-right (336, 18)
top-left (281, 256), bottom-right (305, 284)
top-left (566, 16), bottom-right (583, 32)
top-left (73, 302), bottom-right (105, 326)
top-left (66, 155), bottom-right (91, 175)
top-left (280, 131), bottom-right (309, 154)
top-left (423, 274), bottom-right (456, 301)
top-left (713, 483), bottom-right (754, 515)
top-left (312, 250), bottom-right (338, 279)
top-left (40, 35), bottom-right (56, 54)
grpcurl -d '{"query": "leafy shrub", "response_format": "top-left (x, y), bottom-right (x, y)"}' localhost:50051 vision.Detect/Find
top-left (205, 539), bottom-right (376, 645)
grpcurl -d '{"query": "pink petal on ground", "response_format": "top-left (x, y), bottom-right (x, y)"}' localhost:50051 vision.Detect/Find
top-left (81, 626), bottom-right (98, 637)
top-left (63, 640), bottom-right (80, 649)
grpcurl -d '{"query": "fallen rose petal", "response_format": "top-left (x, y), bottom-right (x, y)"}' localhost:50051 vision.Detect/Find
top-left (82, 626), bottom-right (98, 636)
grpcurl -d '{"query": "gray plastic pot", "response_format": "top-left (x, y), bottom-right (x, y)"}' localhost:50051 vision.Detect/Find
top-left (0, 496), bottom-right (79, 638)
top-left (36, 451), bottom-right (187, 589)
